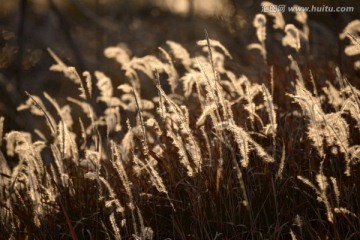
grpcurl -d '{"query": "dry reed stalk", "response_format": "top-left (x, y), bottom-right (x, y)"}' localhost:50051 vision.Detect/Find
top-left (200, 126), bottom-right (213, 167)
top-left (244, 83), bottom-right (256, 129)
top-left (196, 58), bottom-right (219, 107)
top-left (158, 46), bottom-right (179, 93)
top-left (194, 49), bottom-right (227, 187)
top-left (109, 212), bottom-right (121, 239)
top-left (308, 70), bottom-right (318, 98)
top-left (0, 117), bottom-right (4, 147)
top-left (288, 56), bottom-right (304, 86)
top-left (282, 24), bottom-right (301, 52)
top-left (48, 48), bottom-right (89, 100)
top-left (166, 40), bottom-right (192, 70)
top-left (67, 97), bottom-right (95, 120)
top-left (197, 36), bottom-right (232, 60)
top-left (275, 143), bottom-right (286, 180)
top-left (218, 121), bottom-right (274, 165)
top-left (82, 71), bottom-right (93, 98)
top-left (132, 87), bottom-right (149, 156)
top-left (330, 177), bottom-right (340, 206)
top-left (99, 176), bottom-right (125, 216)
top-left (248, 13), bottom-right (267, 60)
top-left (297, 172), bottom-right (334, 223)
top-left (167, 129), bottom-right (194, 176)
top-left (24, 92), bottom-right (57, 135)
top-left (290, 75), bottom-right (353, 175)
top-left (230, 147), bottom-right (250, 210)
top-left (155, 69), bottom-right (165, 119)
top-left (156, 85), bottom-right (202, 173)
top-left (111, 141), bottom-right (139, 235)
top-left (57, 121), bottom-right (78, 162)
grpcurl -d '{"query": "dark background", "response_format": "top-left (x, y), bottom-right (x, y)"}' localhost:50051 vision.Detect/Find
top-left (0, 0), bottom-right (359, 133)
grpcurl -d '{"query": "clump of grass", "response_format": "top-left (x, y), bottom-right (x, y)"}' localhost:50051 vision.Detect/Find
top-left (1, 2), bottom-right (360, 239)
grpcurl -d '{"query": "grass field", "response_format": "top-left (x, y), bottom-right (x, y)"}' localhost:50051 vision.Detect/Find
top-left (1, 0), bottom-right (360, 239)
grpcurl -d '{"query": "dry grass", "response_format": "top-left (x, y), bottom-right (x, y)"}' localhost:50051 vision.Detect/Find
top-left (1, 2), bottom-right (360, 239)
